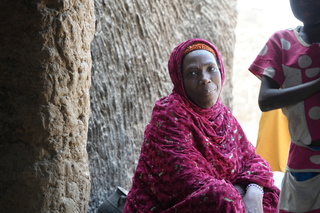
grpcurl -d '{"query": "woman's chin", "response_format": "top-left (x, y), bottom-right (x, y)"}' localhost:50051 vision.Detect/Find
top-left (197, 99), bottom-right (218, 109)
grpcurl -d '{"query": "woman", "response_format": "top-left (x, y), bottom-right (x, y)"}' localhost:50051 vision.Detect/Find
top-left (124, 39), bottom-right (279, 212)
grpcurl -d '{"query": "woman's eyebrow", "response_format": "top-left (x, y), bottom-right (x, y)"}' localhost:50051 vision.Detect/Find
top-left (204, 62), bottom-right (216, 66)
top-left (183, 60), bottom-right (218, 71)
top-left (186, 62), bottom-right (216, 68)
top-left (199, 62), bottom-right (218, 68)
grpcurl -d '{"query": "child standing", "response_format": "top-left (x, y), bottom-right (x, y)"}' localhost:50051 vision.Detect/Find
top-left (249, 0), bottom-right (320, 212)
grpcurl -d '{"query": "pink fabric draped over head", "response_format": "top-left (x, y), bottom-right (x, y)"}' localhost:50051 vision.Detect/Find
top-left (123, 39), bottom-right (279, 213)
top-left (168, 38), bottom-right (225, 100)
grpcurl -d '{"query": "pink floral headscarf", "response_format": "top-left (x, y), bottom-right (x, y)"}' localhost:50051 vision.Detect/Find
top-left (168, 38), bottom-right (225, 99)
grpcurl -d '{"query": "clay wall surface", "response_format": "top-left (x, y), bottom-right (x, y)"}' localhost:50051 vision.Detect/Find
top-left (0, 0), bottom-right (95, 212)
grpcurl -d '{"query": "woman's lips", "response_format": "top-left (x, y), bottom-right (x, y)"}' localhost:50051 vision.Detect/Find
top-left (200, 88), bottom-right (215, 96)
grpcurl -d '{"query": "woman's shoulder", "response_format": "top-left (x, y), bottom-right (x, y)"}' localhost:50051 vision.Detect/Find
top-left (153, 93), bottom-right (188, 114)
top-left (149, 94), bottom-right (187, 123)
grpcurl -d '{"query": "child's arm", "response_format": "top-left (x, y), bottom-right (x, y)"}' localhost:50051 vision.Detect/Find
top-left (258, 75), bottom-right (320, 111)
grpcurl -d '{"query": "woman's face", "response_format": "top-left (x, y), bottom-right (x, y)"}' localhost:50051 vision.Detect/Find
top-left (290, 0), bottom-right (320, 26)
top-left (182, 49), bottom-right (221, 109)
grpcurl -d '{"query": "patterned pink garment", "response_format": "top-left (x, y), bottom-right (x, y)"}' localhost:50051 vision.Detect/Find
top-left (249, 27), bottom-right (320, 213)
top-left (124, 39), bottom-right (279, 213)
top-left (249, 27), bottom-right (320, 146)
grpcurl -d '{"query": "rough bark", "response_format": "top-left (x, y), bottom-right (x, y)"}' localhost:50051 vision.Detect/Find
top-left (0, 0), bottom-right (95, 212)
top-left (88, 0), bottom-right (238, 212)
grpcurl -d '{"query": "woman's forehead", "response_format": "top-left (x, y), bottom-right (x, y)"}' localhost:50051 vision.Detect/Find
top-left (183, 49), bottom-right (216, 59)
top-left (182, 50), bottom-right (218, 67)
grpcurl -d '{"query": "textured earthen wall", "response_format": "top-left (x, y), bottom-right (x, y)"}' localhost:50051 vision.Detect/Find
top-left (88, 0), bottom-right (238, 212)
top-left (0, 0), bottom-right (237, 212)
top-left (0, 0), bottom-right (95, 212)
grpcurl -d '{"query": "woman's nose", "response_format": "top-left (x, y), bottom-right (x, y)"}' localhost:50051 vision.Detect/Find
top-left (199, 72), bottom-right (211, 84)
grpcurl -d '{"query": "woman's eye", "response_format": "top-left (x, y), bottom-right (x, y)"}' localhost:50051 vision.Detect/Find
top-left (187, 71), bottom-right (197, 77)
top-left (208, 67), bottom-right (218, 72)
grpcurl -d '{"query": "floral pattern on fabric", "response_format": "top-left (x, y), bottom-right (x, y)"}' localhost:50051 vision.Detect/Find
top-left (124, 39), bottom-right (279, 213)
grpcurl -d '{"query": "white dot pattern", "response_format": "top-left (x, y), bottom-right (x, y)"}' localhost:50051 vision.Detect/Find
top-left (309, 107), bottom-right (320, 120)
top-left (306, 68), bottom-right (320, 78)
top-left (298, 55), bottom-right (312, 68)
top-left (310, 155), bottom-right (320, 165)
top-left (259, 45), bottom-right (268, 56)
top-left (281, 38), bottom-right (291, 50)
top-left (263, 67), bottom-right (276, 78)
top-left (251, 28), bottom-right (320, 144)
